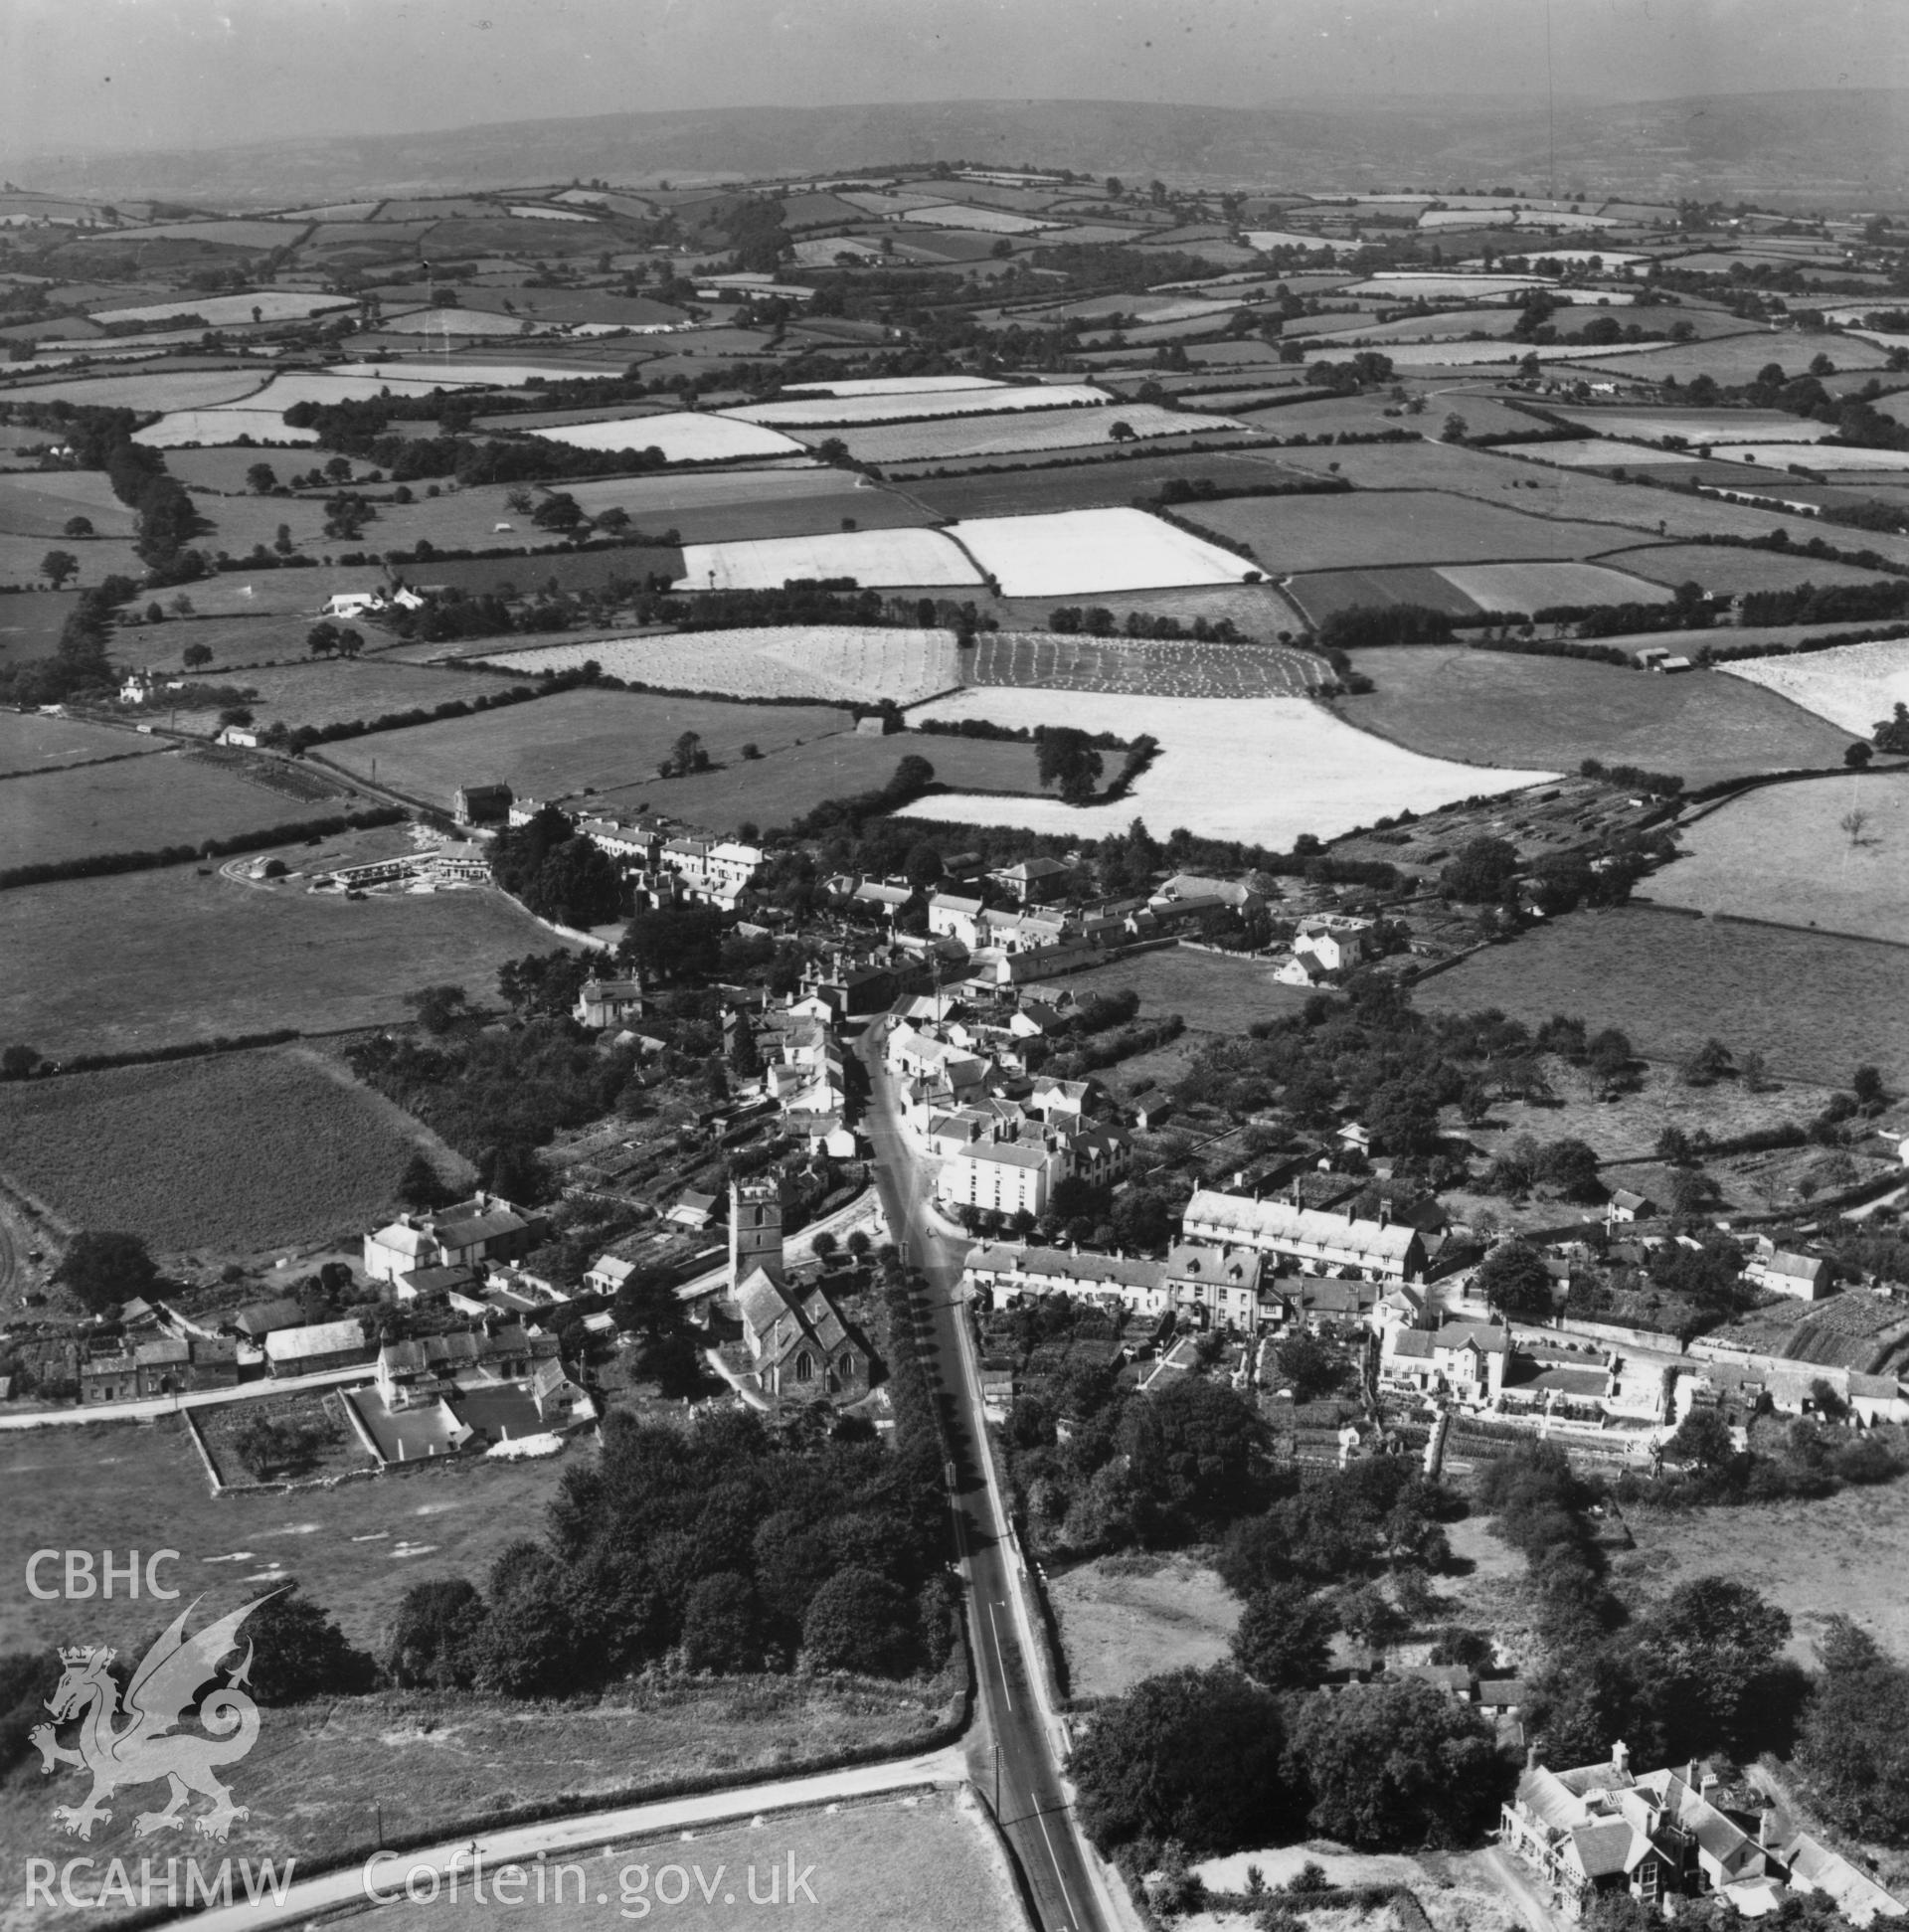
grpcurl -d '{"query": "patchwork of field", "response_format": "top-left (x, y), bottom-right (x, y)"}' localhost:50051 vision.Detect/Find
top-left (529, 411), bottom-right (805, 461)
top-left (0, 1047), bottom-right (458, 1252)
top-left (1336, 644), bottom-right (1853, 783)
top-left (679, 526), bottom-right (984, 592)
top-left (1719, 635), bottom-right (1909, 734)
top-left (951, 507), bottom-right (1257, 598)
top-left (965, 630), bottom-right (1327, 697)
top-left (481, 625), bottom-right (961, 704)
top-left (1184, 489), bottom-right (1631, 571)
top-left (1415, 906), bottom-right (1909, 1087)
top-left (724, 382), bottom-right (1106, 426)
top-left (1571, 334), bottom-right (1892, 386)
top-left (0, 854), bottom-right (552, 1057)
top-left (0, 749), bottom-right (346, 872)
top-left (1645, 773), bottom-right (1909, 942)
top-left (321, 686), bottom-right (852, 804)
top-left (822, 403), bottom-right (1251, 465)
top-left (902, 686), bottom-right (1555, 846)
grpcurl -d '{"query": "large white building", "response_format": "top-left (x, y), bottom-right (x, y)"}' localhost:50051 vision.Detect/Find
top-left (1180, 1189), bottom-right (1428, 1284)
top-left (662, 837), bottom-right (766, 910)
top-left (939, 1141), bottom-right (1062, 1220)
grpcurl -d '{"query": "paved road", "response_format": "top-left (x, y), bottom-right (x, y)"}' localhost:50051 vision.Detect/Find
top-left (0, 1363), bottom-right (373, 1431)
top-left (857, 1019), bottom-right (1129, 1932)
top-left (134, 1747), bottom-right (967, 1932)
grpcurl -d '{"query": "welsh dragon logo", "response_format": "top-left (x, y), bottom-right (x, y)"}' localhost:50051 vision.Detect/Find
top-left (31, 1594), bottom-right (271, 1843)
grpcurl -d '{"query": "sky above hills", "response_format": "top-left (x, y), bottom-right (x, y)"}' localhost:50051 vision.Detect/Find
top-left (2, 0), bottom-right (1905, 162)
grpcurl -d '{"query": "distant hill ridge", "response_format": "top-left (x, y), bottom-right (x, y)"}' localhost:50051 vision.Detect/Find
top-left (7, 90), bottom-right (1909, 207)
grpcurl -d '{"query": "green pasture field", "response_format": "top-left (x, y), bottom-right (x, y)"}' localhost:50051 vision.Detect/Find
top-left (0, 748), bottom-right (347, 873)
top-left (193, 487), bottom-right (334, 554)
top-left (421, 545), bottom-right (687, 596)
top-left (1267, 439), bottom-right (1909, 569)
top-left (1335, 644), bottom-right (1851, 784)
top-left (0, 588), bottom-right (78, 664)
top-left (163, 445), bottom-right (379, 491)
top-left (966, 630), bottom-right (1326, 698)
top-left (1573, 333), bottom-right (1891, 386)
top-left (166, 656), bottom-right (526, 734)
top-left (1589, 541), bottom-right (1900, 594)
top-left (0, 707), bottom-right (148, 770)
top-left (602, 729), bottom-right (1040, 835)
top-left (988, 580), bottom-right (1301, 639)
top-left (107, 609), bottom-right (351, 670)
top-left (899, 446), bottom-right (1300, 519)
top-left (1414, 905), bottom-right (1909, 1086)
top-left (1179, 489), bottom-right (1628, 571)
top-left (0, 528), bottom-right (143, 589)
top-left (322, 686), bottom-right (852, 805)
top-left (0, 468), bottom-right (135, 538)
top-left (1643, 772), bottom-right (1909, 943)
top-left (1021, 945), bottom-right (1319, 1040)
top-left (368, 1793), bottom-right (1027, 1932)
top-left (0, 862), bottom-right (552, 1058)
top-left (1285, 566), bottom-right (1482, 625)
top-left (123, 568), bottom-right (386, 618)
top-left (0, 1046), bottom-right (459, 1252)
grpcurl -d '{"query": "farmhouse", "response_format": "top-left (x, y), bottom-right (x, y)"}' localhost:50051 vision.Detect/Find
top-left (1743, 1248), bottom-right (1833, 1302)
top-left (454, 783), bottom-right (514, 826)
top-left (1180, 1188), bottom-right (1428, 1284)
top-left (362, 1192), bottom-right (538, 1284)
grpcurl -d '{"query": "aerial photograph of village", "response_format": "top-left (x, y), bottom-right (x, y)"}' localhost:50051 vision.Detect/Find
top-left (0, 1), bottom-right (1907, 1928)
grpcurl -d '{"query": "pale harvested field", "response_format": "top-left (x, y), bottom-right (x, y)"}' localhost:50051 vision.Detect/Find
top-left (951, 507), bottom-right (1256, 598)
top-left (1645, 772), bottom-right (1909, 941)
top-left (1049, 1553), bottom-right (1239, 1699)
top-left (479, 625), bottom-right (962, 704)
top-left (1435, 560), bottom-right (1673, 611)
top-left (901, 686), bottom-right (1555, 847)
top-left (1621, 1484), bottom-right (1909, 1663)
top-left (826, 403), bottom-right (1248, 465)
top-left (133, 408), bottom-right (320, 447)
top-left (0, 368), bottom-right (270, 410)
top-left (531, 412), bottom-right (805, 461)
top-left (725, 381), bottom-right (1105, 425)
top-left (1720, 636), bottom-right (1909, 734)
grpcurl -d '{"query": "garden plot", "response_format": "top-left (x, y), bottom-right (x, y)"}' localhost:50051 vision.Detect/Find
top-left (87, 290), bottom-right (355, 327)
top-left (529, 412), bottom-right (806, 461)
top-left (476, 626), bottom-right (961, 705)
top-left (950, 508), bottom-right (1256, 598)
top-left (1434, 560), bottom-right (1674, 611)
top-left (678, 527), bottom-right (982, 592)
top-left (899, 686), bottom-right (1555, 847)
top-left (1719, 636), bottom-right (1909, 735)
top-left (823, 403), bottom-right (1252, 465)
top-left (723, 382), bottom-right (1107, 426)
top-left (133, 410), bottom-right (320, 447)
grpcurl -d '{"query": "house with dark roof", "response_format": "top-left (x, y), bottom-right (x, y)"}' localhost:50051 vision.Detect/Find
top-left (363, 1193), bottom-right (537, 1285)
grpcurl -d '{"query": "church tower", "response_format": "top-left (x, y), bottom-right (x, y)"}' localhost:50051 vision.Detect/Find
top-left (730, 1177), bottom-right (783, 1289)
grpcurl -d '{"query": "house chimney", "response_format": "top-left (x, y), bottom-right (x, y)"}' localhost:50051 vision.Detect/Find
top-left (1526, 1742), bottom-right (1539, 1770)
top-left (1758, 1808), bottom-right (1782, 1851)
top-left (1612, 1739), bottom-right (1630, 1776)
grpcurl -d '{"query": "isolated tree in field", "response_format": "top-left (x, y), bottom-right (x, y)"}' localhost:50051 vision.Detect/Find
top-left (54, 1231), bottom-right (158, 1315)
top-left (1846, 741), bottom-right (1873, 770)
top-left (1441, 413), bottom-right (1470, 442)
top-left (246, 462), bottom-right (278, 494)
top-left (181, 641), bottom-right (213, 670)
top-left (63, 516), bottom-right (93, 538)
top-left (1586, 1026), bottom-right (1634, 1093)
top-left (306, 620), bottom-right (340, 657)
top-left (1535, 1137), bottom-right (1602, 1202)
top-left (1475, 1237), bottom-right (1552, 1318)
top-left (40, 550), bottom-right (78, 590)
top-left (404, 983), bottom-right (469, 1035)
top-left (1840, 806), bottom-right (1872, 846)
top-left (504, 486), bottom-right (535, 514)
top-left (336, 626), bottom-right (363, 659)
top-left (659, 730), bottom-right (709, 779)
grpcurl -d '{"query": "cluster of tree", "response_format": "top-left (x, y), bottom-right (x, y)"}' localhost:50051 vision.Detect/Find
top-left (0, 573), bottom-right (138, 708)
top-left (1738, 580), bottom-right (1909, 627)
top-left (1305, 351), bottom-right (1396, 393)
top-left (1793, 1617), bottom-right (1909, 1844)
top-left (487, 803), bottom-right (625, 929)
top-left (1317, 604), bottom-right (1456, 651)
top-left (1579, 758), bottom-right (1685, 797)
top-left (1069, 1664), bottom-right (1504, 1865)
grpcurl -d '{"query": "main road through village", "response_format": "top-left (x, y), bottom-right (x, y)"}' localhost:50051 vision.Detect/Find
top-left (857, 1019), bottom-right (1126, 1932)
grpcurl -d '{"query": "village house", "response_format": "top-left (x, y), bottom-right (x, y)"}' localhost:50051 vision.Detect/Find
top-left (453, 783), bottom-right (514, 826)
top-left (1743, 1248), bottom-right (1834, 1302)
top-left (80, 1335), bottom-right (237, 1404)
top-left (988, 856), bottom-right (1071, 904)
top-left (962, 1238), bottom-right (1269, 1331)
top-left (927, 889), bottom-right (987, 949)
top-left (574, 977), bottom-right (647, 1029)
top-left (939, 1140), bottom-right (1062, 1221)
top-left (1380, 1317), bottom-right (1512, 1406)
top-left (661, 836), bottom-right (765, 910)
top-left (1180, 1188), bottom-right (1428, 1284)
top-left (362, 1192), bottom-right (537, 1285)
top-left (262, 1317), bottom-right (372, 1379)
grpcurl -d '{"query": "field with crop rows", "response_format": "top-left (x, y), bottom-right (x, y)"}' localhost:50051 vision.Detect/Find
top-left (0, 860), bottom-right (551, 1058)
top-left (966, 630), bottom-right (1327, 697)
top-left (322, 685), bottom-right (851, 804)
top-left (903, 685), bottom-right (1553, 846)
top-left (679, 526), bottom-right (982, 591)
top-left (0, 1048), bottom-right (451, 1253)
top-left (1416, 906), bottom-right (1909, 1087)
top-left (1434, 560), bottom-right (1674, 610)
top-left (1335, 644), bottom-right (1852, 783)
top-left (479, 625), bottom-right (961, 704)
top-left (1719, 636), bottom-right (1909, 734)
top-left (823, 403), bottom-right (1251, 465)
top-left (1183, 489), bottom-right (1628, 571)
top-left (529, 412), bottom-right (805, 461)
top-left (951, 507), bottom-right (1256, 598)
top-left (0, 751), bottom-right (345, 872)
top-left (724, 382), bottom-right (1103, 426)
top-left (1644, 772), bottom-right (1909, 942)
